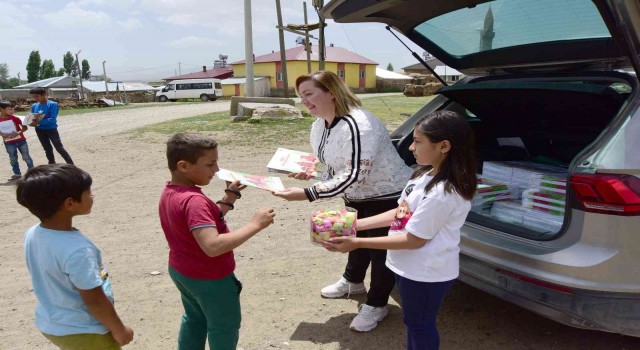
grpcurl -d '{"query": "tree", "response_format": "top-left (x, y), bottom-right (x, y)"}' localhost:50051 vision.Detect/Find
top-left (6, 77), bottom-right (20, 88)
top-left (71, 58), bottom-right (79, 77)
top-left (26, 50), bottom-right (41, 82)
top-left (41, 59), bottom-right (57, 79)
top-left (57, 68), bottom-right (65, 76)
top-left (387, 62), bottom-right (394, 71)
top-left (63, 51), bottom-right (74, 76)
top-left (0, 63), bottom-right (8, 88)
top-left (81, 59), bottom-right (91, 80)
top-left (0, 64), bottom-right (21, 88)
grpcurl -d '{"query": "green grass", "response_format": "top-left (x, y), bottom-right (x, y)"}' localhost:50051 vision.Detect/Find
top-left (129, 95), bottom-right (435, 147)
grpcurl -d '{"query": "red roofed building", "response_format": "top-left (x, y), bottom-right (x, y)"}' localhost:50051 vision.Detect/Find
top-left (230, 45), bottom-right (378, 96)
top-left (162, 66), bottom-right (233, 82)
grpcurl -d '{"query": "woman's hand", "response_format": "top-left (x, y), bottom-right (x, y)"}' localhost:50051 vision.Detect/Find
top-left (323, 236), bottom-right (358, 253)
top-left (288, 172), bottom-right (315, 181)
top-left (272, 187), bottom-right (308, 201)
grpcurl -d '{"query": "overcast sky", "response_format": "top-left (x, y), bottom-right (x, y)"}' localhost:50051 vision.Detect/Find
top-left (2, 0), bottom-right (425, 82)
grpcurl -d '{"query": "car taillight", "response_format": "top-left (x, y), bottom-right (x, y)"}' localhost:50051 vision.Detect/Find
top-left (570, 173), bottom-right (640, 216)
top-left (496, 268), bottom-right (574, 294)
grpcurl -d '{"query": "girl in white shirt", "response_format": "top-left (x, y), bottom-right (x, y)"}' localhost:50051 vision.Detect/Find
top-left (324, 110), bottom-right (477, 350)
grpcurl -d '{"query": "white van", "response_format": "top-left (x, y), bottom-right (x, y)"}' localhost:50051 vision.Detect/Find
top-left (156, 78), bottom-right (222, 102)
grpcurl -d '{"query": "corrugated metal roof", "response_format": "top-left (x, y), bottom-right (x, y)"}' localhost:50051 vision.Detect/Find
top-left (15, 76), bottom-right (79, 88)
top-left (375, 67), bottom-right (413, 80)
top-left (163, 66), bottom-right (233, 81)
top-left (434, 66), bottom-right (462, 76)
top-left (81, 81), bottom-right (158, 92)
top-left (220, 76), bottom-right (269, 85)
top-left (232, 45), bottom-right (377, 65)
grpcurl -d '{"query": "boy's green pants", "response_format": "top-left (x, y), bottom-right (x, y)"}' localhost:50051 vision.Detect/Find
top-left (42, 332), bottom-right (120, 350)
top-left (169, 267), bottom-right (242, 350)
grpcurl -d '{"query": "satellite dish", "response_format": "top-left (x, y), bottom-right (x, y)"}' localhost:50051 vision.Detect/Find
top-left (423, 51), bottom-right (432, 59)
top-left (295, 36), bottom-right (305, 45)
top-left (219, 54), bottom-right (228, 60)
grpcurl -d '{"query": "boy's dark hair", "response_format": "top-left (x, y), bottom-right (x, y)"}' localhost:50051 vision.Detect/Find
top-left (29, 87), bottom-right (47, 95)
top-left (411, 110), bottom-right (477, 200)
top-left (166, 133), bottom-right (218, 171)
top-left (16, 164), bottom-right (93, 220)
top-left (0, 100), bottom-right (15, 109)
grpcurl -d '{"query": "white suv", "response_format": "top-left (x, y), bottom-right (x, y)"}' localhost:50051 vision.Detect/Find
top-left (323, 0), bottom-right (640, 337)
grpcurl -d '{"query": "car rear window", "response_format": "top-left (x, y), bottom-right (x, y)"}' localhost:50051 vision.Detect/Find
top-left (414, 0), bottom-right (610, 56)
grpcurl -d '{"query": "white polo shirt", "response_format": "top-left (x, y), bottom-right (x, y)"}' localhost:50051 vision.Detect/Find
top-left (386, 174), bottom-right (471, 282)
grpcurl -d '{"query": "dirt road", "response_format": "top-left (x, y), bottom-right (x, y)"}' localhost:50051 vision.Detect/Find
top-left (1, 102), bottom-right (638, 349)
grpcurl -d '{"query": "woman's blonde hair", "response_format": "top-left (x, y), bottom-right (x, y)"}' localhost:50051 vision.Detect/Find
top-left (295, 71), bottom-right (361, 117)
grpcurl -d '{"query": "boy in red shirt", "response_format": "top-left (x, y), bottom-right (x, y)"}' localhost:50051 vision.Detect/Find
top-left (159, 133), bottom-right (276, 350)
top-left (0, 101), bottom-right (34, 180)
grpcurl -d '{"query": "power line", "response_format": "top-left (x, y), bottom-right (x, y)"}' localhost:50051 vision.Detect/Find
top-left (340, 23), bottom-right (358, 53)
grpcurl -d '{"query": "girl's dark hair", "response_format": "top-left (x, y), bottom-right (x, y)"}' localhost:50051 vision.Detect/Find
top-left (166, 133), bottom-right (218, 171)
top-left (16, 164), bottom-right (93, 220)
top-left (411, 110), bottom-right (477, 200)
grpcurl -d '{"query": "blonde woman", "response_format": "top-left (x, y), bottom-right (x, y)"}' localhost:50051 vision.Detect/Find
top-left (274, 71), bottom-right (412, 332)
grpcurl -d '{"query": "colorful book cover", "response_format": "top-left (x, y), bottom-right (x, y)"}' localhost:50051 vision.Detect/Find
top-left (215, 168), bottom-right (284, 192)
top-left (266, 148), bottom-right (322, 179)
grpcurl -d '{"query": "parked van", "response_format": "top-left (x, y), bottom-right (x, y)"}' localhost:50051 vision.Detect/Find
top-left (323, 0), bottom-right (640, 338)
top-left (156, 78), bottom-right (222, 102)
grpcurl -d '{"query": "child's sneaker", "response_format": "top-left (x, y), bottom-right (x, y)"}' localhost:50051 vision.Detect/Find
top-left (10, 174), bottom-right (21, 180)
top-left (350, 304), bottom-right (388, 332)
top-left (320, 277), bottom-right (366, 298)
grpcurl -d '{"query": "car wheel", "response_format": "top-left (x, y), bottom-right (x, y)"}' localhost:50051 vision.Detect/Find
top-left (159, 96), bottom-right (168, 102)
top-left (200, 94), bottom-right (210, 102)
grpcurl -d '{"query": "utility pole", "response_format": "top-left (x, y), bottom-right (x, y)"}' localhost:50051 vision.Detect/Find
top-left (312, 0), bottom-right (325, 70)
top-left (178, 62), bottom-right (182, 76)
top-left (17, 72), bottom-right (21, 84)
top-left (75, 50), bottom-right (85, 100)
top-left (275, 0), bottom-right (289, 97)
top-left (102, 61), bottom-right (109, 96)
top-left (304, 2), bottom-right (312, 73)
top-left (121, 82), bottom-right (128, 105)
top-left (244, 0), bottom-right (255, 97)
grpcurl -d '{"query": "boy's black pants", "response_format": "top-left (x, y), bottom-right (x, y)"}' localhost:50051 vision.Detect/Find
top-left (35, 128), bottom-right (74, 165)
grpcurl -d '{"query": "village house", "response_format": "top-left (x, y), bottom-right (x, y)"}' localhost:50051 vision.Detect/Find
top-left (228, 45), bottom-right (377, 97)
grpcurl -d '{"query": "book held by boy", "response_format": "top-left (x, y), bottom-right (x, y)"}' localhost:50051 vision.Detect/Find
top-left (215, 168), bottom-right (284, 192)
top-left (267, 148), bottom-right (322, 179)
top-left (21, 113), bottom-right (44, 126)
top-left (0, 120), bottom-right (21, 142)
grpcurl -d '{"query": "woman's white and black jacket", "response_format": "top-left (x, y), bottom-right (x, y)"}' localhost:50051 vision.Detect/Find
top-left (304, 108), bottom-right (412, 202)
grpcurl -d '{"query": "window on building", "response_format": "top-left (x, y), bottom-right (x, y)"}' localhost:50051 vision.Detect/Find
top-left (276, 72), bottom-right (283, 81)
top-left (337, 70), bottom-right (345, 78)
top-left (359, 70), bottom-right (365, 78)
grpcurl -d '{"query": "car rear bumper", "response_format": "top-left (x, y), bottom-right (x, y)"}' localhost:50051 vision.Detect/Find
top-left (459, 254), bottom-right (640, 337)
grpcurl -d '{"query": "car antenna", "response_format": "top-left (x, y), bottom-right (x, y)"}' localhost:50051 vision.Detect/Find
top-left (385, 25), bottom-right (448, 86)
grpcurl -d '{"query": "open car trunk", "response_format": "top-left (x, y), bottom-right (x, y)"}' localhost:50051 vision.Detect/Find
top-left (396, 73), bottom-right (633, 240)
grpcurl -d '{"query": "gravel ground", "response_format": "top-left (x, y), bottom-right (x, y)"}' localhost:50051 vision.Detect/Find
top-left (1, 101), bottom-right (639, 350)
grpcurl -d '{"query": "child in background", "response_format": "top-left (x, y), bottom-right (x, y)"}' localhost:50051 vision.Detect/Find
top-left (17, 164), bottom-right (134, 349)
top-left (159, 133), bottom-right (276, 350)
top-left (324, 111), bottom-right (477, 350)
top-left (0, 101), bottom-right (34, 180)
top-left (29, 87), bottom-right (74, 165)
